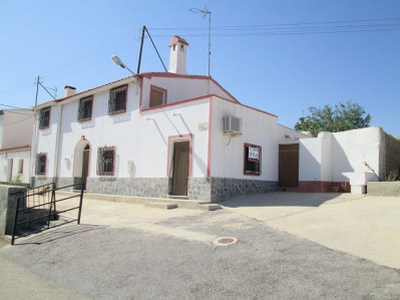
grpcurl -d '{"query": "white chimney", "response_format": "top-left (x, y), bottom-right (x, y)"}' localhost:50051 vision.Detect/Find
top-left (168, 35), bottom-right (189, 75)
top-left (64, 85), bottom-right (76, 97)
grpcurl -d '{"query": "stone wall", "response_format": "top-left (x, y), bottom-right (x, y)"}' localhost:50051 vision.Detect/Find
top-left (0, 185), bottom-right (26, 236)
top-left (36, 176), bottom-right (277, 203)
top-left (367, 181), bottom-right (400, 196)
top-left (210, 178), bottom-right (277, 202)
top-left (381, 132), bottom-right (400, 179)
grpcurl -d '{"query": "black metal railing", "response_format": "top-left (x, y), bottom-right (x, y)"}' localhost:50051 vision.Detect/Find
top-left (11, 182), bottom-right (84, 245)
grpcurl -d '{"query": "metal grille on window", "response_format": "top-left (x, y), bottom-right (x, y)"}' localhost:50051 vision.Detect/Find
top-left (40, 109), bottom-right (50, 128)
top-left (36, 154), bottom-right (46, 174)
top-left (97, 147), bottom-right (115, 175)
top-left (78, 97), bottom-right (93, 121)
top-left (108, 86), bottom-right (127, 114)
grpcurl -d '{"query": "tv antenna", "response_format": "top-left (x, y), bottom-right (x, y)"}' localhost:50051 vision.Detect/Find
top-left (190, 6), bottom-right (212, 77)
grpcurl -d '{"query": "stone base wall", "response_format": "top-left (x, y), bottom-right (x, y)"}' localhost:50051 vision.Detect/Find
top-left (35, 176), bottom-right (276, 203)
top-left (210, 178), bottom-right (277, 202)
top-left (85, 177), bottom-right (169, 198)
top-left (0, 185), bottom-right (27, 236)
top-left (31, 176), bottom-right (55, 188)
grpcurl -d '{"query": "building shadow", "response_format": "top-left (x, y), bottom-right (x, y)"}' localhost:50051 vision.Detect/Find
top-left (12, 224), bottom-right (107, 246)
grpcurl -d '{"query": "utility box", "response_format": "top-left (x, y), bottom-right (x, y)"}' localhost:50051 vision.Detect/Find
top-left (223, 116), bottom-right (242, 135)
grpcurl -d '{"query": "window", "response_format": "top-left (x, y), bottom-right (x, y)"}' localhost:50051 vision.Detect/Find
top-left (78, 96), bottom-right (93, 121)
top-left (108, 85), bottom-right (127, 114)
top-left (244, 143), bottom-right (261, 176)
top-left (18, 159), bottom-right (24, 174)
top-left (97, 147), bottom-right (115, 175)
top-left (36, 154), bottom-right (47, 175)
top-left (149, 85), bottom-right (167, 108)
top-left (39, 107), bottom-right (51, 129)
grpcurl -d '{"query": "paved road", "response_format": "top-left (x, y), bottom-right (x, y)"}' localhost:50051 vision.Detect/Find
top-left (1, 201), bottom-right (400, 299)
top-left (224, 192), bottom-right (400, 269)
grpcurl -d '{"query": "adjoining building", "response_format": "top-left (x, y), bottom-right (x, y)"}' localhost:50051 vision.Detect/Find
top-left (0, 109), bottom-right (35, 184)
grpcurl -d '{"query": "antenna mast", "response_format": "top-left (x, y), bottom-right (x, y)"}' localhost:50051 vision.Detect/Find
top-left (190, 6), bottom-right (212, 77)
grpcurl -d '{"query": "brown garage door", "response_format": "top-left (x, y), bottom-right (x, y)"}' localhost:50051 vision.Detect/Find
top-left (279, 144), bottom-right (299, 187)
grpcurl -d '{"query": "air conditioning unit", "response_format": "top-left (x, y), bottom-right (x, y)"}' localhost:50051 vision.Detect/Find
top-left (223, 116), bottom-right (242, 135)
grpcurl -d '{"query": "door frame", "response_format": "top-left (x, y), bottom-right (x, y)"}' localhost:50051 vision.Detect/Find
top-left (73, 139), bottom-right (91, 190)
top-left (167, 134), bottom-right (193, 196)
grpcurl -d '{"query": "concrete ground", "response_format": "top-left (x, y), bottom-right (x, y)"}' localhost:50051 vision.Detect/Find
top-left (0, 192), bottom-right (399, 299)
top-left (223, 192), bottom-right (400, 269)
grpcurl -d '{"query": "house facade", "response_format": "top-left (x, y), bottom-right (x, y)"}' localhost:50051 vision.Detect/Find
top-left (32, 35), bottom-right (307, 202)
top-left (0, 109), bottom-right (34, 184)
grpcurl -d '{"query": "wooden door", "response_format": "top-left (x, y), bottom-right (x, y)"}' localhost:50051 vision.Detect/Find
top-left (279, 144), bottom-right (299, 187)
top-left (171, 141), bottom-right (189, 196)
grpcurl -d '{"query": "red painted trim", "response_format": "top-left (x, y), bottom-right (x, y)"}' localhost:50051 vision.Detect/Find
top-left (138, 72), bottom-right (240, 103)
top-left (149, 84), bottom-right (168, 108)
top-left (72, 139), bottom-right (92, 178)
top-left (140, 95), bottom-right (210, 114)
top-left (166, 134), bottom-right (193, 178)
top-left (278, 181), bottom-right (351, 193)
top-left (0, 144), bottom-right (30, 153)
top-left (56, 75), bottom-right (137, 103)
top-left (207, 97), bottom-right (213, 177)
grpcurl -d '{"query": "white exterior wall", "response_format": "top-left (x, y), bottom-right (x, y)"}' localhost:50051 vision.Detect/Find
top-left (299, 127), bottom-right (382, 182)
top-left (276, 124), bottom-right (311, 144)
top-left (141, 76), bottom-right (235, 110)
top-left (0, 110), bottom-right (34, 148)
top-left (0, 149), bottom-right (31, 183)
top-left (55, 79), bottom-right (210, 180)
top-left (331, 127), bottom-right (381, 181)
top-left (36, 105), bottom-right (59, 178)
top-left (210, 96), bottom-right (278, 180)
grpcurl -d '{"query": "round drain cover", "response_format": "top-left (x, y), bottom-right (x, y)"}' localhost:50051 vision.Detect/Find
top-left (213, 237), bottom-right (238, 247)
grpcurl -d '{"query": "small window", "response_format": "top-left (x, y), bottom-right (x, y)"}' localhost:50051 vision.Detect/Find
top-left (36, 154), bottom-right (47, 175)
top-left (39, 107), bottom-right (51, 129)
top-left (180, 44), bottom-right (184, 52)
top-left (244, 143), bottom-right (261, 176)
top-left (78, 96), bottom-right (93, 121)
top-left (18, 159), bottom-right (24, 174)
top-left (97, 147), bottom-right (115, 175)
top-left (149, 85), bottom-right (167, 108)
top-left (108, 85), bottom-right (127, 115)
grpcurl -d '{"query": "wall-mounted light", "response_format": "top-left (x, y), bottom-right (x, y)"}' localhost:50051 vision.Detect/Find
top-left (81, 135), bottom-right (86, 140)
top-left (146, 118), bottom-right (155, 121)
top-left (173, 113), bottom-right (181, 117)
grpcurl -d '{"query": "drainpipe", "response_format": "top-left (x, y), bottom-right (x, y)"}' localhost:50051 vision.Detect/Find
top-left (53, 103), bottom-right (63, 187)
top-left (30, 109), bottom-right (40, 187)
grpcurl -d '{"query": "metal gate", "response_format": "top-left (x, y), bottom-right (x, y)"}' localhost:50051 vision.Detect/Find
top-left (11, 182), bottom-right (84, 245)
top-left (279, 144), bottom-right (299, 187)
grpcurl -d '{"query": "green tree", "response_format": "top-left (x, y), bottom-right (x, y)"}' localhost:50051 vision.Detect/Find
top-left (295, 101), bottom-right (371, 137)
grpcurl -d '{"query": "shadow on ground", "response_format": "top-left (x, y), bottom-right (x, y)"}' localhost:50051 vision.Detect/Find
top-left (222, 192), bottom-right (360, 208)
top-left (12, 224), bottom-right (107, 246)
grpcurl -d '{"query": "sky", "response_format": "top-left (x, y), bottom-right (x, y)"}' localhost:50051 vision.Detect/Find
top-left (1, 1), bottom-right (400, 136)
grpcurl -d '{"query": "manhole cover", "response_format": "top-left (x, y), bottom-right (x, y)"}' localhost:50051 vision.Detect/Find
top-left (213, 237), bottom-right (238, 247)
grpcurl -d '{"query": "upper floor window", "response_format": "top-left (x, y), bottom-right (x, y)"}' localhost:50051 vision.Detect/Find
top-left (97, 146), bottom-right (115, 175)
top-left (78, 96), bottom-right (93, 122)
top-left (39, 107), bottom-right (50, 129)
top-left (150, 85), bottom-right (167, 108)
top-left (244, 143), bottom-right (261, 176)
top-left (108, 85), bottom-right (127, 115)
top-left (36, 153), bottom-right (47, 175)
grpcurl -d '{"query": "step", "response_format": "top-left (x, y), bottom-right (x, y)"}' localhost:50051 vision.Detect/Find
top-left (197, 204), bottom-right (222, 211)
top-left (56, 191), bottom-right (215, 211)
top-left (144, 202), bottom-right (178, 210)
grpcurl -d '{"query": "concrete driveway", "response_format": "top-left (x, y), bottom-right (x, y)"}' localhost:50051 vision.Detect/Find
top-left (223, 192), bottom-right (400, 269)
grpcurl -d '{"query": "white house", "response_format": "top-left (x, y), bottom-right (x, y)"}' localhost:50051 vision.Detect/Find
top-left (0, 109), bottom-right (35, 184)
top-left (32, 35), bottom-right (308, 202)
